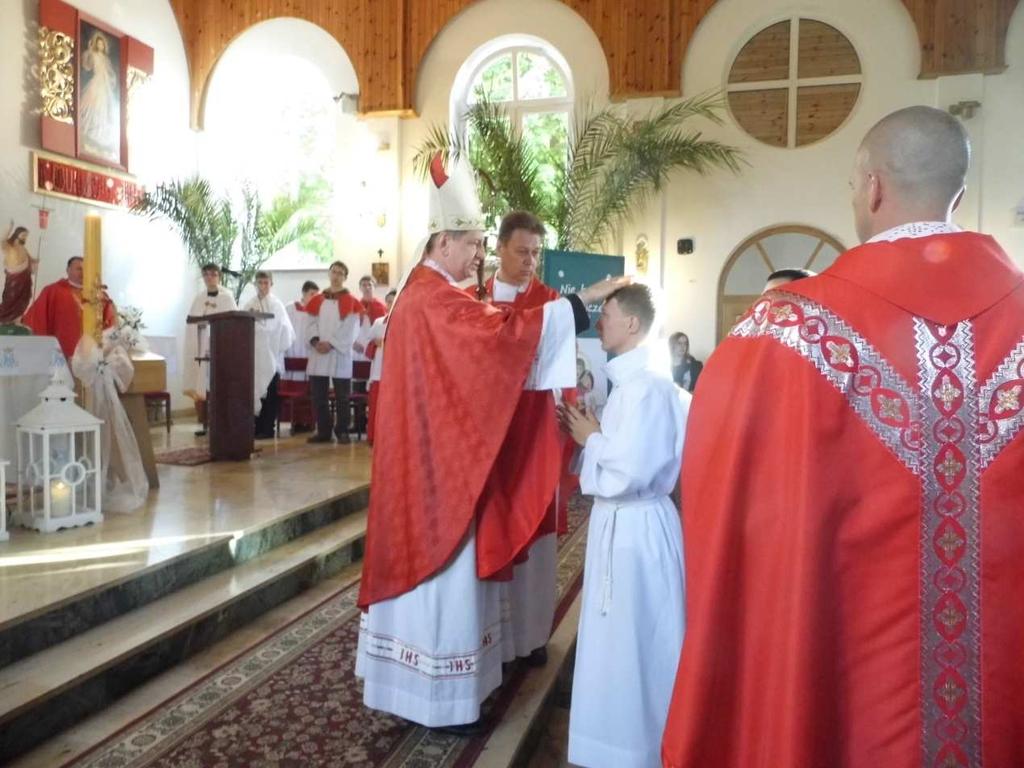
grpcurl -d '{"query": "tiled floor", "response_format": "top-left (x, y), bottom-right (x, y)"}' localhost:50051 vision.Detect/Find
top-left (0, 421), bottom-right (371, 628)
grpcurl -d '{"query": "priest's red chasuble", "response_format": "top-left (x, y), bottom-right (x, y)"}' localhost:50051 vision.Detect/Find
top-left (23, 278), bottom-right (116, 357)
top-left (662, 233), bottom-right (1024, 768)
top-left (357, 265), bottom-right (545, 608)
top-left (474, 276), bottom-right (576, 576)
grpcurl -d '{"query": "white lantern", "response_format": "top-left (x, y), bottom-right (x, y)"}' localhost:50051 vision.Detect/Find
top-left (15, 378), bottom-right (103, 533)
top-left (0, 460), bottom-right (8, 542)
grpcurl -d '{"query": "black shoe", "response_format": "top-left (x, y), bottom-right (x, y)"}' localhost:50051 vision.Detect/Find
top-left (306, 435), bottom-right (333, 444)
top-left (254, 432), bottom-right (276, 440)
top-left (434, 718), bottom-right (487, 737)
top-left (526, 646), bottom-right (548, 667)
top-left (335, 433), bottom-right (351, 444)
top-left (194, 429), bottom-right (207, 437)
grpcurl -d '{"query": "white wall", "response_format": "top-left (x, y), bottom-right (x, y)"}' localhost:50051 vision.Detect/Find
top-left (197, 17), bottom-right (402, 304)
top-left (400, 0), bottom-right (610, 273)
top-left (396, 0), bottom-right (1024, 361)
top-left (652, 0), bottom-right (1024, 359)
top-left (5, 0), bottom-right (1020, 401)
top-left (1, 0), bottom-right (195, 405)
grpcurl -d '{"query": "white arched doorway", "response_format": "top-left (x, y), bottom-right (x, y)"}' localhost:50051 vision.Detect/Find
top-left (717, 224), bottom-right (845, 342)
top-left (197, 18), bottom-right (390, 283)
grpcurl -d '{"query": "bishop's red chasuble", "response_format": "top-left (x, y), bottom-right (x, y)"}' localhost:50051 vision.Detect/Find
top-left (474, 276), bottom-right (575, 576)
top-left (23, 278), bottom-right (116, 357)
top-left (357, 265), bottom-right (546, 608)
top-left (662, 232), bottom-right (1024, 768)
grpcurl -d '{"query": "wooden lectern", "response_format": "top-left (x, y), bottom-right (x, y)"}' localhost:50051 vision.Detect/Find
top-left (186, 311), bottom-right (272, 461)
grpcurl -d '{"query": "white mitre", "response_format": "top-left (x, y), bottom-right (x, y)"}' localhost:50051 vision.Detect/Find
top-left (427, 154), bottom-right (485, 234)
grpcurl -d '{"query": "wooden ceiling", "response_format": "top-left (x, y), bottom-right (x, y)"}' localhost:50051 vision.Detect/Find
top-left (168, 0), bottom-right (1020, 128)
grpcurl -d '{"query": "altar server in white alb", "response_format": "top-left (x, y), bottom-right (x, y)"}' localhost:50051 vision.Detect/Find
top-left (283, 280), bottom-right (319, 381)
top-left (355, 155), bottom-right (625, 734)
top-left (558, 283), bottom-right (689, 768)
top-left (183, 263), bottom-right (237, 436)
top-left (356, 288), bottom-right (395, 445)
top-left (305, 261), bottom-right (366, 444)
top-left (243, 270), bottom-right (295, 439)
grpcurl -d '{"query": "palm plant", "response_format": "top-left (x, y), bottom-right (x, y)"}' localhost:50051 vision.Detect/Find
top-left (131, 175), bottom-right (237, 273)
top-left (237, 179), bottom-right (333, 299)
top-left (414, 92), bottom-right (742, 252)
top-left (133, 176), bottom-right (333, 300)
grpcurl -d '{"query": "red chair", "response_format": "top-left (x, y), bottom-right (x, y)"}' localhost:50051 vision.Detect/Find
top-left (277, 357), bottom-right (313, 436)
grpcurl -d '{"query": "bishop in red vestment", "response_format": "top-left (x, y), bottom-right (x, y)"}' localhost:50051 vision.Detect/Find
top-left (23, 256), bottom-right (116, 357)
top-left (355, 156), bottom-right (624, 731)
top-left (662, 107), bottom-right (1024, 767)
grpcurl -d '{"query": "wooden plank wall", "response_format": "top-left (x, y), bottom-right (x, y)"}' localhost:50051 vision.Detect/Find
top-left (901, 0), bottom-right (1020, 77)
top-left (169, 0), bottom-right (1021, 128)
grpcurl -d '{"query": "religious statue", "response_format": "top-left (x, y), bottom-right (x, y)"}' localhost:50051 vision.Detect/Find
top-left (0, 222), bottom-right (38, 327)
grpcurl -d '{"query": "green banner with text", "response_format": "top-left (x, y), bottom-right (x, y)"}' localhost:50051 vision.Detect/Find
top-left (541, 250), bottom-right (625, 339)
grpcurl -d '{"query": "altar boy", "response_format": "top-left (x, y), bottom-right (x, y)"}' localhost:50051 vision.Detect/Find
top-left (558, 284), bottom-right (689, 768)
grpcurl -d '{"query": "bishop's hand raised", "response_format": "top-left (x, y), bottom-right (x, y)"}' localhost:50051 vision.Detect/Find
top-left (577, 275), bottom-right (632, 306)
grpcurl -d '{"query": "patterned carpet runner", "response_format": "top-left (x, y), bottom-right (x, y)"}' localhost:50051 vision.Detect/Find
top-left (64, 501), bottom-right (590, 768)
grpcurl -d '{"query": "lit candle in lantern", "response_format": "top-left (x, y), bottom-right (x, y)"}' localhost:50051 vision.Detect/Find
top-left (82, 212), bottom-right (102, 343)
top-left (50, 479), bottom-right (72, 517)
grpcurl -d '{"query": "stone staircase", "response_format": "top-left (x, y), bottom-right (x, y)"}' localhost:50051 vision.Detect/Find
top-left (0, 484), bottom-right (369, 762)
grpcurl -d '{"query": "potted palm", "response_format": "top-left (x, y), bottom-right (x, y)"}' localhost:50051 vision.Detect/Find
top-left (133, 177), bottom-right (332, 301)
top-left (414, 92), bottom-right (743, 253)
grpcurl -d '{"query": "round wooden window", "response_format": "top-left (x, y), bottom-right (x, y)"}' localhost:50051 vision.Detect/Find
top-left (727, 18), bottom-right (862, 148)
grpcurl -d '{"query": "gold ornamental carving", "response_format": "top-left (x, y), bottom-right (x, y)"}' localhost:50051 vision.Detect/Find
top-left (39, 26), bottom-right (75, 124)
top-left (127, 66), bottom-right (151, 100)
top-left (634, 234), bottom-right (650, 275)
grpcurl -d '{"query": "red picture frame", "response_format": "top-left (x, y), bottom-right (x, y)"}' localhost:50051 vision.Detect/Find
top-left (39, 0), bottom-right (153, 174)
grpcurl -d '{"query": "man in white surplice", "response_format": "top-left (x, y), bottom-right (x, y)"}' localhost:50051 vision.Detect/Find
top-left (305, 261), bottom-right (366, 444)
top-left (183, 263), bottom-right (237, 437)
top-left (283, 280), bottom-right (319, 381)
top-left (559, 284), bottom-right (689, 768)
top-left (243, 270), bottom-right (295, 439)
top-left (354, 155), bottom-right (630, 734)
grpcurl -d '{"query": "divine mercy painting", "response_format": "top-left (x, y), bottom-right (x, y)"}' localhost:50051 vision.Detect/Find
top-left (78, 20), bottom-right (122, 166)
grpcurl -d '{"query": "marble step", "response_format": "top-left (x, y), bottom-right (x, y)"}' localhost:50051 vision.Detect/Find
top-left (0, 509), bottom-right (368, 762)
top-left (0, 483), bottom-right (370, 670)
top-left (476, 591), bottom-right (582, 768)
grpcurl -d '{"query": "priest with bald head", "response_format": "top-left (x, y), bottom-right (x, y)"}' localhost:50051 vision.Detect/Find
top-left (662, 106), bottom-right (1024, 767)
top-left (355, 156), bottom-right (627, 733)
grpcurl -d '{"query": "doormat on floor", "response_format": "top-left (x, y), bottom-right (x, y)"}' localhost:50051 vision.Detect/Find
top-left (65, 498), bottom-right (592, 768)
top-left (153, 447), bottom-right (212, 466)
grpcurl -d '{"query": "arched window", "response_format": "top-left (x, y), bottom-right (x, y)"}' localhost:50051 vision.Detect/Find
top-left (717, 225), bottom-right (845, 342)
top-left (452, 37), bottom-right (574, 212)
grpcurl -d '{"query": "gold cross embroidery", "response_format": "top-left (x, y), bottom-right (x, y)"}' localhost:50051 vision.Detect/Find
top-left (938, 678), bottom-right (964, 707)
top-left (826, 340), bottom-right (853, 367)
top-left (995, 384), bottom-right (1022, 416)
top-left (877, 395), bottom-right (903, 421)
top-left (937, 452), bottom-right (964, 484)
top-left (938, 603), bottom-right (964, 631)
top-left (769, 304), bottom-right (796, 323)
top-left (935, 378), bottom-right (961, 409)
top-left (937, 528), bottom-right (964, 559)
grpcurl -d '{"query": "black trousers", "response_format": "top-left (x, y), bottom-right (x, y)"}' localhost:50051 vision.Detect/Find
top-left (311, 375), bottom-right (351, 439)
top-left (254, 373), bottom-right (280, 437)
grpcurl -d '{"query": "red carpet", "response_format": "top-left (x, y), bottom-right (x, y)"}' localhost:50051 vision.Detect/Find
top-left (153, 447), bottom-right (212, 466)
top-left (65, 499), bottom-right (590, 768)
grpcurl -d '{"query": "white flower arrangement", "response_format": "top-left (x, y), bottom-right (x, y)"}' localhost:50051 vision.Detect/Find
top-left (107, 305), bottom-right (148, 354)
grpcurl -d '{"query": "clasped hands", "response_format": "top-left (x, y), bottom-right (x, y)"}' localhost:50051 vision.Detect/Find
top-left (557, 401), bottom-right (601, 446)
